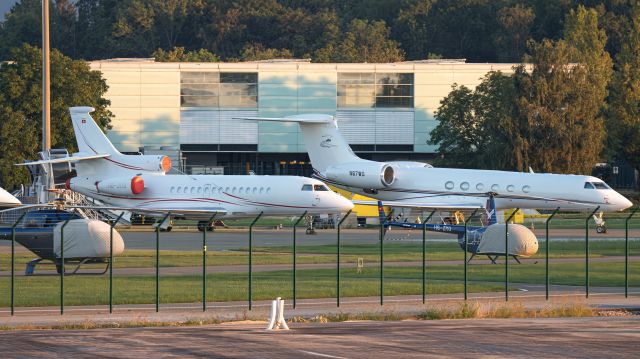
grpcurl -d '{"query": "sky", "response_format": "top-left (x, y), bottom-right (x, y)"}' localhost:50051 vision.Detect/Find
top-left (1, 1), bottom-right (19, 21)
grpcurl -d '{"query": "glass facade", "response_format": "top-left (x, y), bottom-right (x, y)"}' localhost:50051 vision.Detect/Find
top-left (337, 72), bottom-right (414, 108)
top-left (180, 72), bottom-right (258, 108)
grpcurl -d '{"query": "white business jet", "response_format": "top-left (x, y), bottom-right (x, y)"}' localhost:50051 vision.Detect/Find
top-left (240, 114), bottom-right (632, 224)
top-left (19, 108), bottom-right (353, 228)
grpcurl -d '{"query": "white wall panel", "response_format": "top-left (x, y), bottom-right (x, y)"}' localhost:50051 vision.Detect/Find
top-left (335, 111), bottom-right (375, 144)
top-left (375, 112), bottom-right (413, 144)
top-left (180, 110), bottom-right (220, 144)
top-left (219, 110), bottom-right (258, 144)
top-left (180, 110), bottom-right (258, 144)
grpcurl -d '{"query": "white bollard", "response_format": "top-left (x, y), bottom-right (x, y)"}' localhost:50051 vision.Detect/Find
top-left (266, 297), bottom-right (289, 331)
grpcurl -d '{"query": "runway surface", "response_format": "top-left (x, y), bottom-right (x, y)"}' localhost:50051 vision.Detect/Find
top-left (1, 317), bottom-right (638, 358)
top-left (119, 227), bottom-right (640, 251)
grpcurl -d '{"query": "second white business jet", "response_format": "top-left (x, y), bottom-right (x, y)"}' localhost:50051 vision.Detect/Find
top-left (20, 108), bottom-right (353, 225)
top-left (240, 114), bottom-right (633, 217)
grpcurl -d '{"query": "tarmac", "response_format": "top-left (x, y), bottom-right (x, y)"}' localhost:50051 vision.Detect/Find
top-left (0, 293), bottom-right (638, 358)
top-left (2, 317), bottom-right (639, 358)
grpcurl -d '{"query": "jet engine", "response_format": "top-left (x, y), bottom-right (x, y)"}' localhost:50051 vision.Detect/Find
top-left (110, 154), bottom-right (171, 173)
top-left (324, 162), bottom-right (396, 189)
top-left (66, 175), bottom-right (145, 196)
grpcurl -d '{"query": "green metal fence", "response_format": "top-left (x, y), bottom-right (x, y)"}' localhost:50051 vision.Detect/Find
top-left (1, 207), bottom-right (639, 315)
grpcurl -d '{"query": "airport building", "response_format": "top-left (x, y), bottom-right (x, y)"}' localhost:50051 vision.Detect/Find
top-left (89, 59), bottom-right (518, 176)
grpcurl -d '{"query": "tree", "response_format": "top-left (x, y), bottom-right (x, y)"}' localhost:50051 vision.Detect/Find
top-left (430, 72), bottom-right (518, 169)
top-left (0, 0), bottom-right (79, 60)
top-left (607, 2), bottom-right (640, 179)
top-left (153, 47), bottom-right (220, 62)
top-left (322, 19), bottom-right (404, 63)
top-left (240, 44), bottom-right (293, 61)
top-left (494, 4), bottom-right (536, 62)
top-left (513, 5), bottom-right (612, 174)
top-left (0, 44), bottom-right (112, 188)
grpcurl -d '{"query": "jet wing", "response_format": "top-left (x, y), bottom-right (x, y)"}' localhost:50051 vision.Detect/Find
top-left (353, 200), bottom-right (484, 210)
top-left (66, 205), bottom-right (227, 217)
top-left (16, 154), bottom-right (110, 166)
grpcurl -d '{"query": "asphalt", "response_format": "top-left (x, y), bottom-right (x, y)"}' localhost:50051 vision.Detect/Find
top-left (0, 316), bottom-right (638, 358)
top-left (107, 227), bottom-right (640, 251)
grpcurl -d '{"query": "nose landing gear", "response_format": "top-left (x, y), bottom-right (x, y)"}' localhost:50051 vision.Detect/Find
top-left (593, 211), bottom-right (607, 234)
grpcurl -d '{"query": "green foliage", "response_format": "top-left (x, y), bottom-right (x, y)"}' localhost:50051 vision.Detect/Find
top-left (317, 18), bottom-right (404, 63)
top-left (0, 44), bottom-right (112, 188)
top-left (432, 5), bottom-right (612, 174)
top-left (240, 44), bottom-right (293, 61)
top-left (0, 0), bottom-right (637, 65)
top-left (607, 2), bottom-right (640, 176)
top-left (430, 72), bottom-right (519, 170)
top-left (153, 47), bottom-right (220, 62)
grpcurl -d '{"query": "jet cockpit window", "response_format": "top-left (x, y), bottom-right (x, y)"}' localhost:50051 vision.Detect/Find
top-left (584, 182), bottom-right (595, 189)
top-left (301, 184), bottom-right (313, 191)
top-left (592, 182), bottom-right (609, 189)
top-left (314, 184), bottom-right (330, 191)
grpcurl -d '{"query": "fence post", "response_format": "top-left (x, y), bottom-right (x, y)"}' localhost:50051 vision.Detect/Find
top-left (380, 220), bottom-right (384, 306)
top-left (156, 213), bottom-right (171, 313)
top-left (10, 212), bottom-right (27, 316)
top-left (545, 208), bottom-right (560, 300)
top-left (248, 212), bottom-right (263, 310)
top-left (336, 210), bottom-right (352, 308)
top-left (202, 214), bottom-right (216, 312)
top-left (504, 208), bottom-right (519, 302)
top-left (625, 207), bottom-right (639, 298)
top-left (292, 210), bottom-right (307, 309)
top-left (109, 212), bottom-right (125, 314)
top-left (463, 209), bottom-right (478, 301)
top-left (585, 207), bottom-right (600, 299)
top-left (422, 210), bottom-right (436, 304)
top-left (60, 219), bottom-right (71, 315)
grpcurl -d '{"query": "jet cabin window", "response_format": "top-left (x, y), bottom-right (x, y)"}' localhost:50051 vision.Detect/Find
top-left (314, 184), bottom-right (330, 191)
top-left (586, 182), bottom-right (610, 190)
top-left (301, 184), bottom-right (313, 191)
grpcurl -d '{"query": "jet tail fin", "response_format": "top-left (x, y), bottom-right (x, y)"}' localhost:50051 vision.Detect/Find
top-left (70, 107), bottom-right (120, 156)
top-left (485, 194), bottom-right (498, 226)
top-left (236, 114), bottom-right (359, 173)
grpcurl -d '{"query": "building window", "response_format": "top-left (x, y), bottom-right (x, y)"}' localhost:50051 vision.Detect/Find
top-left (337, 72), bottom-right (413, 108)
top-left (180, 72), bottom-right (258, 108)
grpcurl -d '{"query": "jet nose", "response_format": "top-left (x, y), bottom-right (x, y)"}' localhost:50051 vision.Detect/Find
top-left (612, 192), bottom-right (633, 211)
top-left (336, 194), bottom-right (354, 212)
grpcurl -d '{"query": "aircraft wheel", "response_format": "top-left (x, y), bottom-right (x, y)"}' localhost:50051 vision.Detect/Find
top-left (596, 225), bottom-right (607, 234)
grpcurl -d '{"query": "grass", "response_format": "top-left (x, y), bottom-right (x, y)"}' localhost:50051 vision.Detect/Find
top-left (1, 259), bottom-right (639, 307)
top-left (0, 266), bottom-right (507, 307)
top-left (416, 301), bottom-right (596, 320)
top-left (0, 302), bottom-right (607, 331)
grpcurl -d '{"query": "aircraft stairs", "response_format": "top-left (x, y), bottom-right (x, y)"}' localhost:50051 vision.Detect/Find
top-left (62, 190), bottom-right (132, 225)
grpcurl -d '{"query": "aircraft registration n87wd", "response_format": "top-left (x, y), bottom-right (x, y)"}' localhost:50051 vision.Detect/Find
top-left (240, 114), bottom-right (633, 214)
top-left (19, 107), bottom-right (353, 220)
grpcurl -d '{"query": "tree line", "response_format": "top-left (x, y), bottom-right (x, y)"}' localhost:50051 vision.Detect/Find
top-left (430, 4), bottom-right (639, 180)
top-left (0, 0), bottom-right (637, 63)
top-left (0, 1), bottom-right (638, 188)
